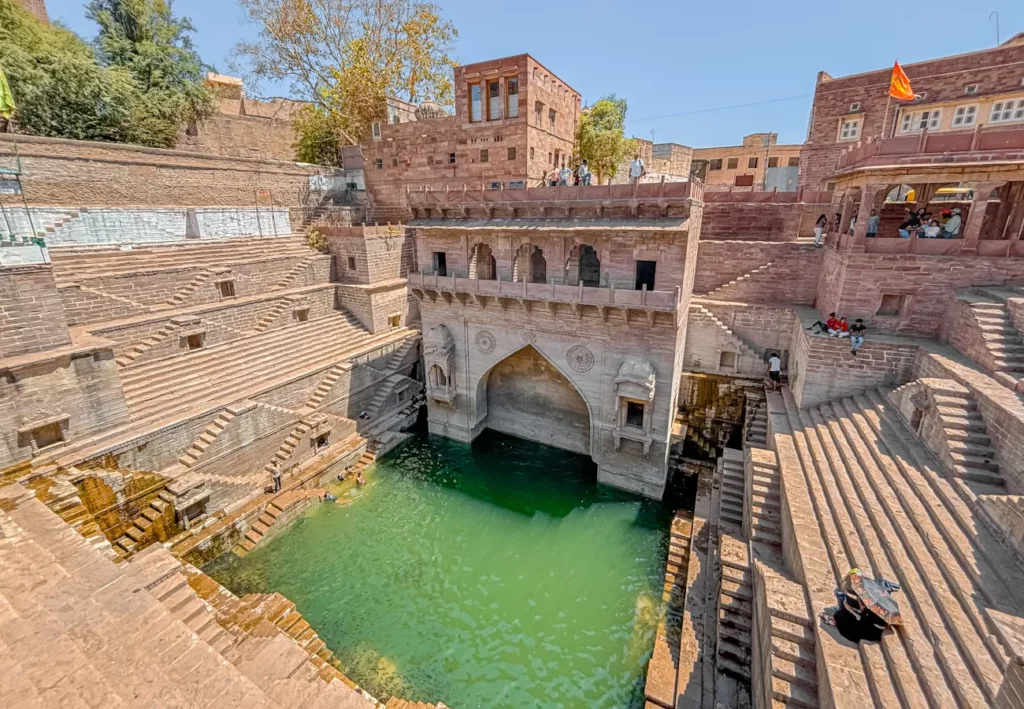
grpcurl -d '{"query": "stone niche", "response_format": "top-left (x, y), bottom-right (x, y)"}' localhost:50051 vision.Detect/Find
top-left (613, 356), bottom-right (656, 457)
top-left (424, 324), bottom-right (456, 406)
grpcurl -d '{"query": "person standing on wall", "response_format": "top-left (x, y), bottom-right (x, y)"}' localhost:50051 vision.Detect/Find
top-left (813, 214), bottom-right (828, 247)
top-left (767, 352), bottom-right (782, 391)
top-left (271, 462), bottom-right (282, 492)
top-left (629, 153), bottom-right (645, 185)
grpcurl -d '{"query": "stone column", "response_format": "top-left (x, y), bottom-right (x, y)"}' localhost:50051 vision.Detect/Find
top-left (838, 191), bottom-right (856, 242)
top-left (961, 181), bottom-right (1006, 253)
top-left (850, 184), bottom-right (882, 250)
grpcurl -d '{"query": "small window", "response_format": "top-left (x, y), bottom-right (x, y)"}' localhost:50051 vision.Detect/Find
top-left (186, 333), bottom-right (204, 350)
top-left (427, 155), bottom-right (434, 166)
top-left (371, 122), bottom-right (381, 140)
top-left (849, 102), bottom-right (861, 112)
top-left (529, 147), bottom-right (535, 160)
top-left (507, 146), bottom-right (516, 160)
top-left (534, 101), bottom-right (543, 125)
top-left (488, 80), bottom-right (501, 120)
top-left (295, 308), bottom-right (309, 323)
top-left (488, 181), bottom-right (504, 190)
top-left (219, 280), bottom-right (235, 298)
top-left (480, 149), bottom-right (489, 163)
top-left (767, 157), bottom-right (779, 168)
top-left (634, 260), bottom-right (656, 291)
top-left (709, 159), bottom-right (723, 170)
top-left (838, 117), bottom-right (861, 141)
top-left (788, 156), bottom-right (800, 167)
top-left (825, 182), bottom-right (836, 191)
top-left (392, 157), bottom-right (398, 167)
top-left (952, 105), bottom-right (977, 127)
top-left (433, 252), bottom-right (447, 277)
top-left (508, 180), bottom-right (525, 189)
top-left (877, 294), bottom-right (907, 316)
top-left (494, 135), bottom-right (503, 142)
top-left (748, 157), bottom-right (758, 169)
top-left (625, 402), bottom-right (645, 428)
top-left (726, 157), bottom-right (738, 169)
top-left (964, 84), bottom-right (978, 95)
top-left (31, 422), bottom-right (64, 450)
top-left (448, 152), bottom-right (456, 164)
top-left (470, 83), bottom-right (482, 122)
top-left (388, 314), bottom-right (401, 329)
top-left (506, 78), bottom-right (519, 118)
top-left (719, 351), bottom-right (738, 370)
top-left (990, 99), bottom-right (1024, 124)
top-left (899, 109), bottom-right (941, 134)
top-left (347, 256), bottom-right (357, 270)
top-left (314, 434), bottom-right (330, 451)
top-left (548, 108), bottom-right (556, 130)
top-left (375, 158), bottom-right (383, 170)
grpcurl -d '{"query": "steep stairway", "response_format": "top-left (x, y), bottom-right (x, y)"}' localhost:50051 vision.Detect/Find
top-left (776, 386), bottom-right (1024, 709)
top-left (254, 299), bottom-right (293, 333)
top-left (115, 321), bottom-right (180, 367)
top-left (112, 489), bottom-right (175, 557)
top-left (275, 255), bottom-right (317, 289)
top-left (719, 448), bottom-right (745, 529)
top-left (717, 534), bottom-right (753, 686)
top-left (165, 268), bottom-right (214, 306)
top-left (178, 407), bottom-right (240, 468)
top-left (744, 391), bottom-right (768, 447)
top-left (303, 364), bottom-right (348, 410)
top-left (363, 374), bottom-right (405, 420)
top-left (703, 260), bottom-right (777, 299)
top-left (233, 488), bottom-right (325, 557)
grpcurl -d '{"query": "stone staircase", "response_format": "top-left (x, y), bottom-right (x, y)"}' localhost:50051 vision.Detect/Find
top-left (746, 447), bottom-right (783, 549)
top-left (744, 391), bottom-right (768, 447)
top-left (776, 386), bottom-right (1024, 709)
top-left (346, 448), bottom-right (378, 479)
top-left (383, 337), bottom-right (417, 373)
top-left (112, 489), bottom-right (175, 557)
top-left (930, 387), bottom-right (1005, 487)
top-left (703, 260), bottom-right (777, 299)
top-left (233, 488), bottom-right (325, 556)
top-left (363, 374), bottom-right (405, 420)
top-left (276, 255), bottom-right (317, 290)
top-left (692, 303), bottom-right (763, 361)
top-left (255, 299), bottom-right (294, 333)
top-left (720, 448), bottom-right (745, 529)
top-left (49, 235), bottom-right (310, 281)
top-left (717, 534), bottom-right (753, 686)
top-left (119, 312), bottom-right (379, 422)
top-left (0, 483), bottom-right (377, 709)
top-left (115, 321), bottom-right (180, 367)
top-left (165, 268), bottom-right (215, 306)
top-left (178, 407), bottom-right (240, 468)
top-left (959, 291), bottom-right (1024, 389)
top-left (263, 417), bottom-right (320, 476)
top-left (304, 364), bottom-right (348, 410)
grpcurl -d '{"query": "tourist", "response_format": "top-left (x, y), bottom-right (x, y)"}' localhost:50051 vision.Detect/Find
top-left (866, 209), bottom-right (879, 238)
top-left (767, 352), bottom-right (782, 391)
top-left (848, 215), bottom-right (856, 235)
top-left (578, 159), bottom-right (592, 186)
top-left (849, 319), bottom-right (866, 356)
top-left (323, 491), bottom-right (336, 501)
top-left (833, 213), bottom-right (842, 233)
top-left (629, 153), bottom-right (645, 184)
top-left (356, 471), bottom-right (366, 487)
top-left (559, 164), bottom-right (572, 186)
top-left (807, 312), bottom-right (838, 334)
top-left (944, 208), bottom-right (962, 238)
top-left (922, 219), bottom-right (941, 238)
top-left (898, 209), bottom-right (921, 238)
top-left (271, 462), bottom-right (282, 492)
top-left (830, 316), bottom-right (850, 338)
top-left (336, 472), bottom-right (346, 482)
top-left (813, 214), bottom-right (828, 247)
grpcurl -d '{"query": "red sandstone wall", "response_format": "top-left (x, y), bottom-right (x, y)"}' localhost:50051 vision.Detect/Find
top-left (0, 134), bottom-right (336, 207)
top-left (800, 41), bottom-right (1024, 189)
top-left (177, 113), bottom-right (297, 162)
top-left (694, 242), bottom-right (823, 304)
top-left (0, 266), bottom-right (71, 357)
top-left (701, 200), bottom-right (829, 241)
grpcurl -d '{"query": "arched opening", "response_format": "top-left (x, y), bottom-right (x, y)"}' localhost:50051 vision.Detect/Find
top-left (428, 364), bottom-right (447, 389)
top-left (512, 243), bottom-right (548, 283)
top-left (479, 345), bottom-right (591, 455)
top-left (469, 243), bottom-right (496, 280)
top-left (566, 244), bottom-right (600, 287)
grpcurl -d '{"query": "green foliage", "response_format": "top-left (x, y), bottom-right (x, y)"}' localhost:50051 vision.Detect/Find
top-left (0, 0), bottom-right (211, 147)
top-left (87, 0), bottom-right (214, 144)
top-left (574, 95), bottom-right (636, 185)
top-left (293, 105), bottom-right (344, 166)
top-left (305, 226), bottom-right (328, 253)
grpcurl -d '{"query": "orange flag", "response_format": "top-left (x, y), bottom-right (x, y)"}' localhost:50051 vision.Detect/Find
top-left (888, 61), bottom-right (917, 101)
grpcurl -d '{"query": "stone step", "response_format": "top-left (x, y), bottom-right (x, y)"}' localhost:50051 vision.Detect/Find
top-left (950, 465), bottom-right (1005, 486)
top-left (771, 676), bottom-right (819, 709)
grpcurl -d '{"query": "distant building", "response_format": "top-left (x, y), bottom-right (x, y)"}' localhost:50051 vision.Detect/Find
top-left (800, 33), bottom-right (1024, 189)
top-left (361, 54), bottom-right (581, 208)
top-left (15, 0), bottom-right (48, 23)
top-left (691, 133), bottom-right (802, 191)
top-left (610, 140), bottom-right (693, 184)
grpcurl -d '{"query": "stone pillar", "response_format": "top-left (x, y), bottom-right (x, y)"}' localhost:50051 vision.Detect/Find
top-left (838, 191), bottom-right (855, 240)
top-left (961, 181), bottom-right (1005, 252)
top-left (992, 182), bottom-right (1024, 241)
top-left (850, 184), bottom-right (882, 249)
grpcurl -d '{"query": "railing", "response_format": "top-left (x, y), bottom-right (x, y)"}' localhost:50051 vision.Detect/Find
top-left (701, 187), bottom-right (833, 204)
top-left (406, 178), bottom-right (704, 207)
top-left (836, 124), bottom-right (1024, 171)
top-left (408, 272), bottom-right (681, 311)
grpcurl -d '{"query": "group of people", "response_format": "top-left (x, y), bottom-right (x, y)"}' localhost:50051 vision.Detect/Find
top-left (807, 312), bottom-right (867, 355)
top-left (548, 159), bottom-right (594, 187)
top-left (812, 206), bottom-right (963, 246)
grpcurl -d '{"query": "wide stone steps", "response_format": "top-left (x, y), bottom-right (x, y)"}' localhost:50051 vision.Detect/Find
top-left (779, 387), bottom-right (1024, 709)
top-left (120, 314), bottom-right (375, 422)
top-left (51, 237), bottom-right (309, 280)
top-left (179, 409), bottom-right (238, 468)
top-left (303, 365), bottom-right (347, 410)
top-left (234, 490), bottom-right (324, 556)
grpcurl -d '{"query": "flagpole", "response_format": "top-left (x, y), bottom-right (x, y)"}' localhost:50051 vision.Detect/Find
top-left (881, 95), bottom-right (891, 139)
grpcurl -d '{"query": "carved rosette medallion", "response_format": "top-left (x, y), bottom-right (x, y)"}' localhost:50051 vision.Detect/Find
top-left (474, 329), bottom-right (497, 355)
top-left (566, 345), bottom-right (594, 373)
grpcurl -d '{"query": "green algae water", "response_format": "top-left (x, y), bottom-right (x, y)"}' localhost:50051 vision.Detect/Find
top-left (205, 430), bottom-right (676, 708)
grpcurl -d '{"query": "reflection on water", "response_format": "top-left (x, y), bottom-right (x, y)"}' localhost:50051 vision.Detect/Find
top-left (206, 429), bottom-right (676, 708)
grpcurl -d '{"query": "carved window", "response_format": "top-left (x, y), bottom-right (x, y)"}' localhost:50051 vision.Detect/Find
top-left (31, 423), bottom-right (64, 450)
top-left (186, 333), bottom-right (204, 350)
top-left (218, 280), bottom-right (236, 298)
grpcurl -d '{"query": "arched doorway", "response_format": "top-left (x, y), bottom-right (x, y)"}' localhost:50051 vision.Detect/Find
top-left (566, 244), bottom-right (600, 287)
top-left (477, 345), bottom-right (591, 455)
top-left (512, 243), bottom-right (548, 283)
top-left (470, 243), bottom-right (496, 280)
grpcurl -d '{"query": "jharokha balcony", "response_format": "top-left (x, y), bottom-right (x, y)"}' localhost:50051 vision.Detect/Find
top-left (826, 124), bottom-right (1024, 256)
top-left (406, 180), bottom-right (704, 221)
top-left (408, 272), bottom-right (683, 325)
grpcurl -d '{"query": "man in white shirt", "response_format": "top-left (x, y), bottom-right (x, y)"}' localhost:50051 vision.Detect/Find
top-left (629, 154), bottom-right (645, 184)
top-left (767, 352), bottom-right (782, 391)
top-left (943, 208), bottom-right (962, 238)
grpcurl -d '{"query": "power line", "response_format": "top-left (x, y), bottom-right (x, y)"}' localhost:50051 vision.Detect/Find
top-left (630, 94), bottom-right (812, 122)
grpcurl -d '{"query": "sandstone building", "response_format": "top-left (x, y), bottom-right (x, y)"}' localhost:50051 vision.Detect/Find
top-left (14, 0), bottom-right (47, 23)
top-left (692, 133), bottom-right (802, 190)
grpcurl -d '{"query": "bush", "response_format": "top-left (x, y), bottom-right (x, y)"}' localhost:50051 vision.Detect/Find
top-left (305, 227), bottom-right (329, 253)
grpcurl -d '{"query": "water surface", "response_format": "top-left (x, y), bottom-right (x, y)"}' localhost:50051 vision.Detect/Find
top-left (206, 430), bottom-right (674, 708)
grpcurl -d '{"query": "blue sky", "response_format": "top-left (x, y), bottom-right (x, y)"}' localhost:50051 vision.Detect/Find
top-left (46, 0), bottom-right (1024, 148)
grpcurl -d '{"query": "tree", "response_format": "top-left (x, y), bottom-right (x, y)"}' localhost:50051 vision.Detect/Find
top-left (0, 0), bottom-right (141, 142)
top-left (575, 95), bottom-right (636, 185)
top-left (234, 0), bottom-right (457, 147)
top-left (292, 104), bottom-right (344, 165)
top-left (87, 0), bottom-right (214, 146)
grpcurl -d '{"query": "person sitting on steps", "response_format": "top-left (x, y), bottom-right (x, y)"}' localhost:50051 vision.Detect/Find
top-left (850, 319), bottom-right (867, 355)
top-left (808, 312), bottom-right (838, 334)
top-left (830, 316), bottom-right (850, 338)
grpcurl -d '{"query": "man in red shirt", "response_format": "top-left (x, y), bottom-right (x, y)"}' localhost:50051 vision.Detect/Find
top-left (808, 312), bottom-right (838, 335)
